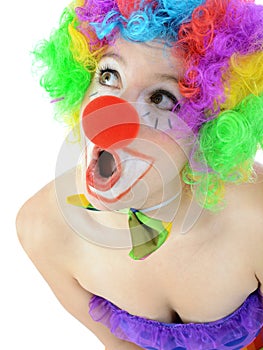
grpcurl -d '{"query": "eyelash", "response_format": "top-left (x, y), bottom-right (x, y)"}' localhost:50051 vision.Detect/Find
top-left (98, 64), bottom-right (115, 75)
top-left (96, 65), bottom-right (180, 112)
top-left (96, 65), bottom-right (119, 84)
top-left (150, 89), bottom-right (180, 111)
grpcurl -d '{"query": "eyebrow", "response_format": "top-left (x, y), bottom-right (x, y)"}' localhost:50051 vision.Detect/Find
top-left (100, 52), bottom-right (126, 65)
top-left (101, 52), bottom-right (179, 83)
top-left (153, 73), bottom-right (179, 84)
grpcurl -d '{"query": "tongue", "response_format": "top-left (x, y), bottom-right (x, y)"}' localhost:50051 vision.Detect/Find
top-left (98, 151), bottom-right (116, 178)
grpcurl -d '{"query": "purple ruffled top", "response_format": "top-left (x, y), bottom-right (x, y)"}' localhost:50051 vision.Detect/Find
top-left (89, 288), bottom-right (263, 350)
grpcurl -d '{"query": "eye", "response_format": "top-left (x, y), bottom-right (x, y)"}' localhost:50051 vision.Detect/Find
top-left (98, 67), bottom-right (119, 88)
top-left (150, 90), bottom-right (180, 112)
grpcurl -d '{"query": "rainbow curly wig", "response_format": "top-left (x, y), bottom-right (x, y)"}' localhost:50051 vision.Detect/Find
top-left (33, 0), bottom-right (263, 210)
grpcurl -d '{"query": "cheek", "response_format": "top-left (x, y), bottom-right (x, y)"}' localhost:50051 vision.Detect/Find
top-left (158, 150), bottom-right (185, 181)
top-left (133, 129), bottom-right (185, 176)
top-left (140, 109), bottom-right (172, 131)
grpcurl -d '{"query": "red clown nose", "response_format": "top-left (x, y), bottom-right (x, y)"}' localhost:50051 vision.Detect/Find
top-left (82, 96), bottom-right (140, 150)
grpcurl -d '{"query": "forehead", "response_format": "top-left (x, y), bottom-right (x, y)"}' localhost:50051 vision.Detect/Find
top-left (103, 38), bottom-right (183, 75)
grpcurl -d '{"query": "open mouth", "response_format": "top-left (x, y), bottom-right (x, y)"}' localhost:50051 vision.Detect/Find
top-left (97, 150), bottom-right (116, 178)
top-left (86, 148), bottom-right (121, 191)
top-left (86, 146), bottom-right (154, 203)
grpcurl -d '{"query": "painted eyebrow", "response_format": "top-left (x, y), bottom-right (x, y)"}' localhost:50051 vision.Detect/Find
top-left (101, 53), bottom-right (179, 83)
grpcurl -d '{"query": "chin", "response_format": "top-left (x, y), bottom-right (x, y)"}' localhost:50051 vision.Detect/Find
top-left (84, 184), bottom-right (145, 211)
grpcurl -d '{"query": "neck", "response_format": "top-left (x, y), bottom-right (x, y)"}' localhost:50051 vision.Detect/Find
top-left (116, 181), bottom-right (187, 223)
top-left (139, 192), bottom-right (181, 213)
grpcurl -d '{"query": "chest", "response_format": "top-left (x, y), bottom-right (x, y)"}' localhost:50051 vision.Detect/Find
top-left (72, 219), bottom-right (258, 324)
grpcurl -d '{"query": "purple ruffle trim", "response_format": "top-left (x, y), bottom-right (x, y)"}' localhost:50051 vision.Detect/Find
top-left (89, 288), bottom-right (263, 350)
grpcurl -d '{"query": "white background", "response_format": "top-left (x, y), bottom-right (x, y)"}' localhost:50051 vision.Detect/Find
top-left (1, 1), bottom-right (263, 350)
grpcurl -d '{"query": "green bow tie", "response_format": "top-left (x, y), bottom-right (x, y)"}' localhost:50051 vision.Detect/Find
top-left (66, 194), bottom-right (173, 261)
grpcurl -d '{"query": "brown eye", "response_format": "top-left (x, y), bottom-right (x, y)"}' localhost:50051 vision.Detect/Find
top-left (100, 72), bottom-right (112, 84)
top-left (150, 90), bottom-right (180, 111)
top-left (151, 92), bottom-right (163, 105)
top-left (98, 68), bottom-right (119, 88)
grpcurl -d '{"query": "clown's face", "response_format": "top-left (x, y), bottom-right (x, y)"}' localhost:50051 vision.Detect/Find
top-left (78, 38), bottom-right (190, 211)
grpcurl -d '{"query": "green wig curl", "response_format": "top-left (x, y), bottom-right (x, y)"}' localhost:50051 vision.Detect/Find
top-left (32, 3), bottom-right (103, 138)
top-left (183, 93), bottom-right (263, 210)
top-left (32, 0), bottom-right (263, 211)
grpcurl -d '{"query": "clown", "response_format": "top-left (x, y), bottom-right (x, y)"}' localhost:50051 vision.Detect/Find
top-left (17, 1), bottom-right (263, 349)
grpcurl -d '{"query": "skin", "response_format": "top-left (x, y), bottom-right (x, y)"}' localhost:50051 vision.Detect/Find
top-left (79, 38), bottom-right (188, 213)
top-left (16, 38), bottom-right (263, 350)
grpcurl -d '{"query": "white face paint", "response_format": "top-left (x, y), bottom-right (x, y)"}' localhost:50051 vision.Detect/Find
top-left (84, 142), bottom-right (154, 203)
top-left (79, 38), bottom-right (190, 211)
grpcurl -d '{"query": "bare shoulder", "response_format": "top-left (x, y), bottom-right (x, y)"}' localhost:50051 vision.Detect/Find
top-left (225, 162), bottom-right (263, 216)
top-left (17, 172), bottom-right (59, 236)
top-left (16, 177), bottom-right (54, 247)
top-left (16, 168), bottom-right (81, 271)
top-left (224, 162), bottom-right (263, 272)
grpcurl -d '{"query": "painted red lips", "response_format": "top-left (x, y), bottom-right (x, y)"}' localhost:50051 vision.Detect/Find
top-left (86, 147), bottom-right (121, 191)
